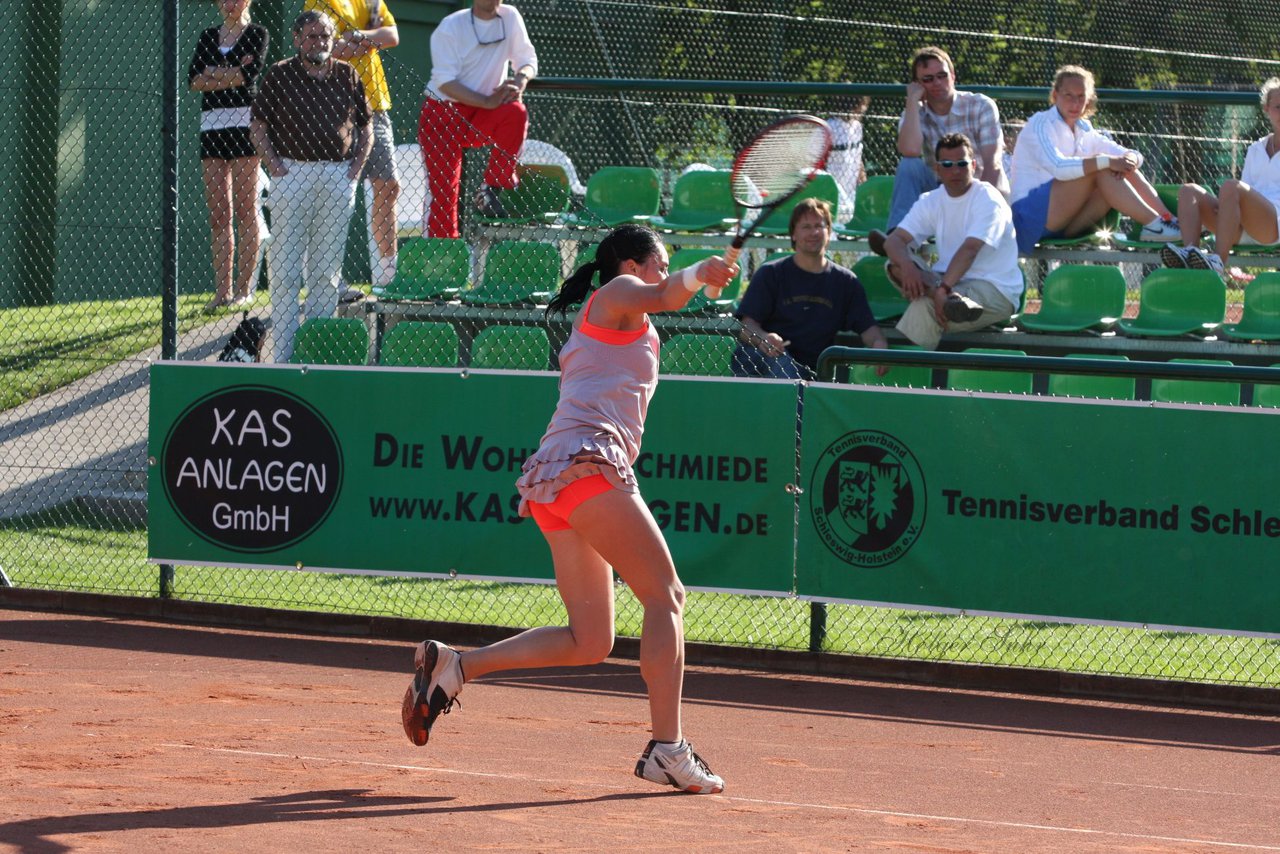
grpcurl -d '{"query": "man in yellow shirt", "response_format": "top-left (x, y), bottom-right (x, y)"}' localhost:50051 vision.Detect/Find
top-left (305, 0), bottom-right (401, 287)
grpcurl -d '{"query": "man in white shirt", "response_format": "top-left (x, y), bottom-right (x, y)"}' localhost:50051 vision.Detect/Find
top-left (882, 134), bottom-right (1023, 350)
top-left (418, 0), bottom-right (538, 238)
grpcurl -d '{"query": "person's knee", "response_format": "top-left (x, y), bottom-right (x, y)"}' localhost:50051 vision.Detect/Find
top-left (1220, 179), bottom-right (1242, 202)
top-left (636, 577), bottom-right (686, 616)
top-left (571, 628), bottom-right (615, 665)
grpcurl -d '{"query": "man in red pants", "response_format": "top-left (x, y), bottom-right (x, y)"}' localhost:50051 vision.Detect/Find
top-left (419, 0), bottom-right (538, 238)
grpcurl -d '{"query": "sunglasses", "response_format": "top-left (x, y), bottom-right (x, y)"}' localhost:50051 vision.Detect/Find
top-left (918, 70), bottom-right (950, 84)
top-left (938, 159), bottom-right (971, 169)
top-left (471, 10), bottom-right (506, 45)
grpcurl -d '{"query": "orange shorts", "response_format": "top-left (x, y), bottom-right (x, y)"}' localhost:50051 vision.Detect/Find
top-left (527, 473), bottom-right (614, 532)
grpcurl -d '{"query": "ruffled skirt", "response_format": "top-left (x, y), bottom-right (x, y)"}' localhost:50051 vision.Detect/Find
top-left (515, 430), bottom-right (637, 517)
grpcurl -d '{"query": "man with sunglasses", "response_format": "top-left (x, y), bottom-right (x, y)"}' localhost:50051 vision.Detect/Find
top-left (419, 0), bottom-right (538, 238)
top-left (881, 133), bottom-right (1022, 350)
top-left (871, 46), bottom-right (1007, 253)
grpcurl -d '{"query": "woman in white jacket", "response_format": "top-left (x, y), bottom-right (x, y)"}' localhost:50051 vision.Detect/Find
top-left (1164, 78), bottom-right (1280, 278)
top-left (1010, 65), bottom-right (1176, 254)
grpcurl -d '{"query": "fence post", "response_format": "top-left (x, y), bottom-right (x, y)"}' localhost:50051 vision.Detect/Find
top-left (808, 602), bottom-right (827, 652)
top-left (162, 0), bottom-right (179, 359)
top-left (17, 3), bottom-right (60, 307)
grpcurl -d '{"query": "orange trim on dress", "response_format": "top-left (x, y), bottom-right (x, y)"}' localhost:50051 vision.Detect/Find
top-left (579, 289), bottom-right (649, 345)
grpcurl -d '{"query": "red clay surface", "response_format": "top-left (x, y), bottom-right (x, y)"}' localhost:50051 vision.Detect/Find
top-left (2, 608), bottom-right (1278, 853)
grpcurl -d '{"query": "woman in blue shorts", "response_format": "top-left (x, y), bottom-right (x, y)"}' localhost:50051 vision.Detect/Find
top-left (402, 225), bottom-right (737, 795)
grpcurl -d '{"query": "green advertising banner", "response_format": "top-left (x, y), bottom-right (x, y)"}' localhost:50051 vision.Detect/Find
top-left (148, 364), bottom-right (797, 594)
top-left (798, 385), bottom-right (1280, 634)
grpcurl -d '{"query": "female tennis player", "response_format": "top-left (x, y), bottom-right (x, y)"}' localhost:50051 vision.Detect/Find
top-left (403, 224), bottom-right (736, 794)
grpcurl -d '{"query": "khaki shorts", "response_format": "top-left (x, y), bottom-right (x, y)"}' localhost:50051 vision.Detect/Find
top-left (360, 111), bottom-right (398, 183)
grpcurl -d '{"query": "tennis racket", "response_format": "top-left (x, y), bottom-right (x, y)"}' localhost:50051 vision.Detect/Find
top-left (723, 114), bottom-right (834, 272)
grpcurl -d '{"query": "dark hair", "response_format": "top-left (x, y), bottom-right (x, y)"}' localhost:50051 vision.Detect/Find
top-left (787, 197), bottom-right (832, 248)
top-left (546, 224), bottom-right (664, 317)
top-left (293, 10), bottom-right (332, 35)
top-left (934, 132), bottom-right (974, 159)
top-left (910, 46), bottom-right (954, 81)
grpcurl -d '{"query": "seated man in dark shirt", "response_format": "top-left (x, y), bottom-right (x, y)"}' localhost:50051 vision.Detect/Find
top-left (733, 198), bottom-right (888, 380)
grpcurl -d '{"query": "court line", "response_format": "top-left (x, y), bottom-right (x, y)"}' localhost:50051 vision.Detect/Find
top-left (162, 744), bottom-right (1280, 851)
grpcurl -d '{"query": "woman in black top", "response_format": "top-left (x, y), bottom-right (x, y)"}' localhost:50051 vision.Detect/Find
top-left (188, 0), bottom-right (269, 309)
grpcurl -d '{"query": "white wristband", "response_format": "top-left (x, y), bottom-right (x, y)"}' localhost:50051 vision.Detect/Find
top-left (1096, 155), bottom-right (1110, 171)
top-left (676, 261), bottom-right (707, 293)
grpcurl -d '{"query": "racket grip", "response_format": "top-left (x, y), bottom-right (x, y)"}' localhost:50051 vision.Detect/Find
top-left (724, 246), bottom-right (741, 267)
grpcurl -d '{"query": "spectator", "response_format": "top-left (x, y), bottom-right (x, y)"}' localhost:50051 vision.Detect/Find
top-left (419, 0), bottom-right (538, 238)
top-left (187, 0), bottom-right (269, 311)
top-left (883, 133), bottom-right (1023, 350)
top-left (1009, 64), bottom-right (1177, 254)
top-left (827, 94), bottom-right (869, 224)
top-left (1163, 78), bottom-right (1280, 280)
top-left (733, 198), bottom-right (888, 380)
top-left (305, 0), bottom-right (402, 287)
top-left (872, 46), bottom-right (1006, 253)
top-left (250, 11), bottom-right (372, 363)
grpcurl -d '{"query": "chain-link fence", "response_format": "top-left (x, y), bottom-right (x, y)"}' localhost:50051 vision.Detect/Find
top-left (3, 1), bottom-right (1280, 689)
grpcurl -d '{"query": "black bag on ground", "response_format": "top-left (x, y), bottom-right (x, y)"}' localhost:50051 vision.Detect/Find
top-left (218, 314), bottom-right (268, 363)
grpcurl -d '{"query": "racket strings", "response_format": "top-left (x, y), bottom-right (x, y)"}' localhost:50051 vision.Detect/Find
top-left (732, 123), bottom-right (830, 206)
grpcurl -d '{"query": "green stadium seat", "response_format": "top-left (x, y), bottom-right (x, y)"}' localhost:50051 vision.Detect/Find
top-left (648, 170), bottom-right (740, 232)
top-left (289, 317), bottom-right (368, 366)
top-left (475, 163), bottom-right (571, 225)
top-left (664, 248), bottom-right (744, 312)
top-left (1116, 268), bottom-right (1225, 338)
top-left (660, 333), bottom-right (738, 376)
top-left (750, 173), bottom-right (840, 235)
top-left (946, 348), bottom-right (1032, 394)
top-left (1019, 264), bottom-right (1126, 333)
top-left (469, 325), bottom-right (551, 370)
top-left (1220, 272), bottom-right (1280, 341)
top-left (851, 255), bottom-right (910, 322)
top-left (560, 166), bottom-right (661, 227)
top-left (1046, 353), bottom-right (1135, 400)
top-left (834, 174), bottom-right (894, 237)
top-left (379, 321), bottom-right (460, 367)
top-left (380, 237), bottom-right (470, 301)
top-left (1251, 364), bottom-right (1280, 408)
top-left (1151, 359), bottom-right (1240, 406)
top-left (462, 241), bottom-right (560, 306)
top-left (1037, 209), bottom-right (1122, 248)
top-left (842, 344), bottom-right (931, 388)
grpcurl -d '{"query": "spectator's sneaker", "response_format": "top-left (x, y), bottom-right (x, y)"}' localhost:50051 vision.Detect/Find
top-left (1139, 218), bottom-right (1181, 241)
top-left (340, 285), bottom-right (366, 303)
top-left (1160, 243), bottom-right (1189, 268)
top-left (401, 640), bottom-right (464, 747)
top-left (475, 185), bottom-right (507, 218)
top-left (943, 291), bottom-right (985, 323)
top-left (867, 228), bottom-right (889, 257)
top-left (1185, 246), bottom-right (1226, 277)
top-left (635, 739), bottom-right (724, 794)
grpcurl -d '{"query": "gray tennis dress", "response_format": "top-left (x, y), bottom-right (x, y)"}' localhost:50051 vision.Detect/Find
top-left (515, 293), bottom-right (660, 516)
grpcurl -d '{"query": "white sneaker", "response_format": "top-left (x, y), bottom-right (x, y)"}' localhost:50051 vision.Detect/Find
top-left (401, 640), bottom-right (464, 746)
top-left (1159, 243), bottom-right (1189, 268)
top-left (1184, 247), bottom-right (1226, 277)
top-left (374, 255), bottom-right (397, 288)
top-left (635, 739), bottom-right (724, 794)
top-left (1140, 219), bottom-right (1181, 241)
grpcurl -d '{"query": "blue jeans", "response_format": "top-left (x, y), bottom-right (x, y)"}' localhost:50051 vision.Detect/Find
top-left (886, 157), bottom-right (940, 231)
top-left (731, 344), bottom-right (816, 380)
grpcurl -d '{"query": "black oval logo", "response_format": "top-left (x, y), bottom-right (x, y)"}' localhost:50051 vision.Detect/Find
top-left (162, 386), bottom-right (343, 552)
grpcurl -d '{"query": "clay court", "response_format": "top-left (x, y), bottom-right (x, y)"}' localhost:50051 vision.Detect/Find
top-left (1, 607), bottom-right (1277, 853)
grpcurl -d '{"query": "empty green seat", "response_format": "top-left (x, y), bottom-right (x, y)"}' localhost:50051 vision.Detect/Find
top-left (469, 325), bottom-right (551, 370)
top-left (1116, 269), bottom-right (1224, 338)
top-left (842, 344), bottom-right (931, 388)
top-left (664, 248), bottom-right (744, 312)
top-left (1220, 272), bottom-right (1280, 341)
top-left (379, 321), bottom-right (460, 367)
top-left (947, 348), bottom-right (1032, 394)
top-left (1047, 354), bottom-right (1135, 400)
top-left (462, 241), bottom-right (561, 306)
top-left (750, 173), bottom-right (840, 235)
top-left (649, 170), bottom-right (740, 232)
top-left (851, 255), bottom-right (910, 321)
top-left (475, 163), bottom-right (571, 225)
top-left (1252, 364), bottom-right (1280, 407)
top-left (380, 237), bottom-right (469, 301)
top-left (561, 166), bottom-right (661, 227)
top-left (834, 174), bottom-right (894, 237)
top-left (1151, 359), bottom-right (1240, 406)
top-left (290, 317), bottom-right (368, 365)
top-left (1019, 264), bottom-right (1126, 333)
top-left (660, 333), bottom-right (738, 376)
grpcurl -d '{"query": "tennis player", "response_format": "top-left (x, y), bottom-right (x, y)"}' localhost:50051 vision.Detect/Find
top-left (403, 224), bottom-right (735, 794)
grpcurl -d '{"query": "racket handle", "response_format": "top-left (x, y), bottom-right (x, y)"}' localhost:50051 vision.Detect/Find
top-left (724, 246), bottom-right (741, 267)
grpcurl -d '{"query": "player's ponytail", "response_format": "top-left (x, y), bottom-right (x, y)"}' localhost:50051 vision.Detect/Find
top-left (546, 224), bottom-right (664, 317)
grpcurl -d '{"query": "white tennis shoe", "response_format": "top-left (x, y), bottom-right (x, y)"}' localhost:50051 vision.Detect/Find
top-left (634, 739), bottom-right (725, 794)
top-left (402, 640), bottom-right (463, 746)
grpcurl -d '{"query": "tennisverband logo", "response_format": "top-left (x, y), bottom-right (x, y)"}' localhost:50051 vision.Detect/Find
top-left (810, 430), bottom-right (925, 568)
top-left (162, 386), bottom-right (343, 553)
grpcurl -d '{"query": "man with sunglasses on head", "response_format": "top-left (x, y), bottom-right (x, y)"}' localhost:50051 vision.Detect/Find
top-left (870, 46), bottom-right (1007, 255)
top-left (419, 0), bottom-right (538, 238)
top-left (881, 133), bottom-right (1022, 350)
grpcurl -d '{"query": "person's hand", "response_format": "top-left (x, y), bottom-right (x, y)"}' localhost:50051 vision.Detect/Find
top-left (697, 256), bottom-right (738, 293)
top-left (932, 286), bottom-right (950, 327)
top-left (494, 80), bottom-right (523, 105)
top-left (1112, 151), bottom-right (1139, 174)
top-left (906, 81), bottom-right (926, 105)
top-left (240, 53), bottom-right (254, 67)
top-left (896, 262), bottom-right (929, 300)
top-left (757, 331), bottom-right (789, 357)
